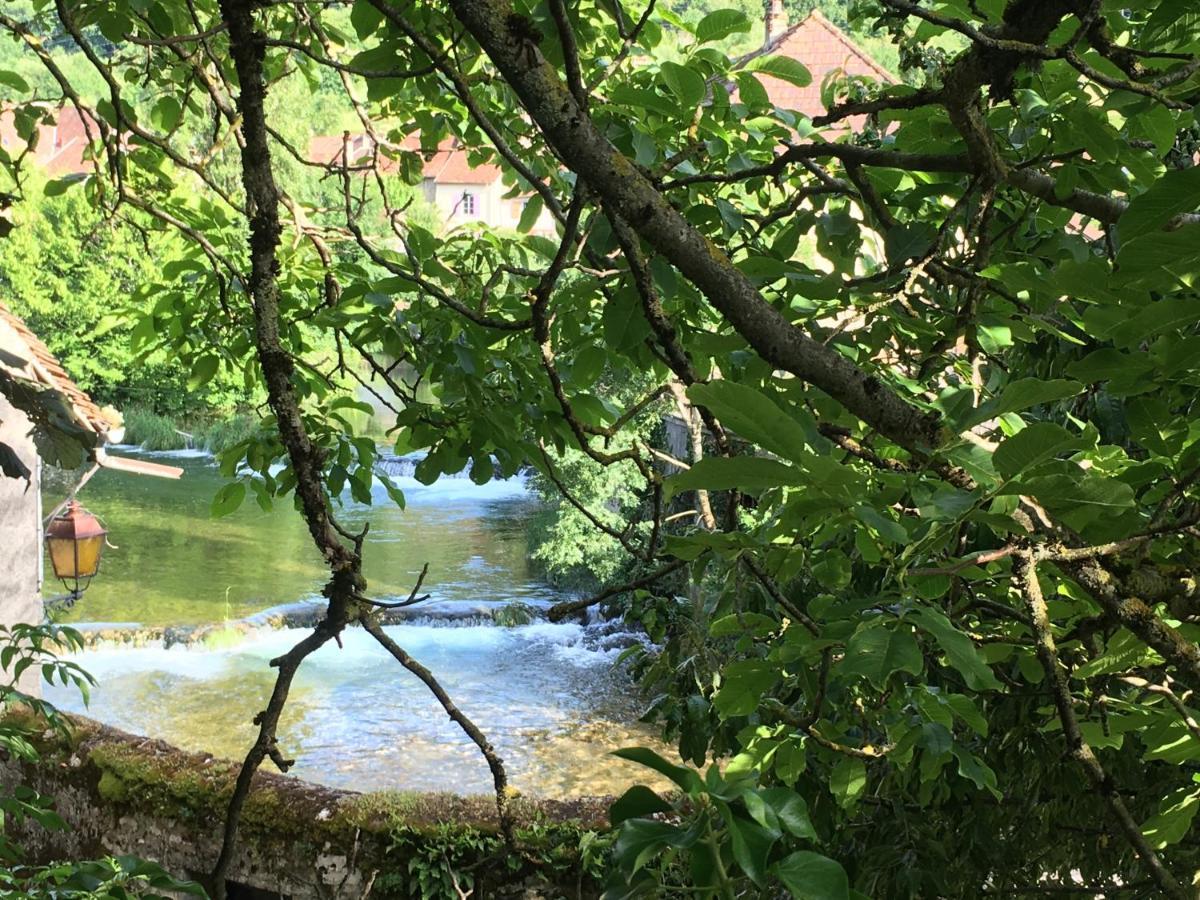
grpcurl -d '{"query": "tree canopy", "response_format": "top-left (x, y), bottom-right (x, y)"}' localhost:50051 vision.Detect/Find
top-left (2, 0), bottom-right (1200, 896)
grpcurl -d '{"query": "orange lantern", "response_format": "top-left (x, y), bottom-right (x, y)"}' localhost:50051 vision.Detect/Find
top-left (45, 500), bottom-right (106, 599)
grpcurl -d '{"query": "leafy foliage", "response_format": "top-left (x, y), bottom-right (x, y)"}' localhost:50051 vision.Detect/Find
top-left (2, 0), bottom-right (1200, 896)
top-left (0, 623), bottom-right (206, 897)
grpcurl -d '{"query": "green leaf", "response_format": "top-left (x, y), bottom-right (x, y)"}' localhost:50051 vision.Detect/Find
top-left (728, 815), bottom-right (776, 886)
top-left (952, 747), bottom-right (1001, 799)
top-left (602, 290), bottom-right (653, 350)
top-left (1003, 472), bottom-right (1136, 512)
top-left (962, 379), bottom-right (1083, 429)
top-left (1143, 0), bottom-right (1200, 50)
top-left (659, 61), bottom-right (706, 110)
top-left (838, 621), bottom-right (923, 689)
top-left (612, 747), bottom-right (703, 795)
top-left (1143, 787), bottom-right (1200, 849)
top-left (517, 195), bottom-right (543, 233)
top-left (613, 818), bottom-right (683, 875)
top-left (695, 9), bottom-right (750, 43)
top-left (910, 607), bottom-right (1001, 691)
top-left (829, 757), bottom-right (867, 809)
top-left (349, 0), bottom-right (384, 39)
top-left (774, 851), bottom-right (850, 900)
top-left (713, 658), bottom-right (779, 718)
top-left (666, 456), bottom-right (805, 499)
top-left (760, 787), bottom-right (818, 841)
top-left (710, 611), bottom-right (778, 638)
top-left (151, 96), bottom-right (182, 132)
top-left (0, 71), bottom-right (31, 93)
top-left (1067, 102), bottom-right (1118, 162)
top-left (610, 785), bottom-right (673, 825)
top-left (210, 481), bottom-right (246, 518)
top-left (1119, 167), bottom-right (1200, 240)
top-left (43, 177), bottom-right (81, 197)
top-left (1113, 229), bottom-right (1200, 290)
top-left (1075, 629), bottom-right (1160, 679)
top-left (686, 381), bottom-right (811, 461)
top-left (993, 423), bottom-right (1085, 480)
top-left (885, 222), bottom-right (937, 265)
top-left (608, 84), bottom-right (681, 117)
top-left (188, 355), bottom-right (220, 391)
top-left (746, 55), bottom-right (813, 88)
top-left (735, 71), bottom-right (769, 108)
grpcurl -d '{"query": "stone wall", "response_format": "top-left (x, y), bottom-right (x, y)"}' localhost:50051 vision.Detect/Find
top-left (0, 393), bottom-right (43, 694)
top-left (1, 713), bottom-right (610, 899)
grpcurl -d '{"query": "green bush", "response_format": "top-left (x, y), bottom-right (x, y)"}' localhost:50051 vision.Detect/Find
top-left (122, 408), bottom-right (259, 454)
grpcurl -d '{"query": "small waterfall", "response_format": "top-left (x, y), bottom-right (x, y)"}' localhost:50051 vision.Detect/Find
top-left (374, 453), bottom-right (506, 481)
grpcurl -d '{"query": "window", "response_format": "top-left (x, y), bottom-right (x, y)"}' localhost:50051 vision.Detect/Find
top-left (460, 191), bottom-right (476, 216)
top-left (421, 177), bottom-right (436, 203)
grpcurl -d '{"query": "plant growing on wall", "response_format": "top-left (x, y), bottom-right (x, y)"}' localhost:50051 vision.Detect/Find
top-left (0, 623), bottom-right (206, 897)
top-left (1, 0), bottom-right (1199, 896)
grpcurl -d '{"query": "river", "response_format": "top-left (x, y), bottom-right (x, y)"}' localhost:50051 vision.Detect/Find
top-left (41, 450), bottom-right (661, 797)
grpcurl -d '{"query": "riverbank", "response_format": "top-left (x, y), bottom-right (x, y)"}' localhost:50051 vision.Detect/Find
top-left (121, 407), bottom-right (258, 453)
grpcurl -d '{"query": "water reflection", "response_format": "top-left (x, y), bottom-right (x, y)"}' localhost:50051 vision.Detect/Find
top-left (44, 452), bottom-right (551, 625)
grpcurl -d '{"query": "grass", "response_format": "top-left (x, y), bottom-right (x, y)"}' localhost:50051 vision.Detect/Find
top-left (122, 408), bottom-right (187, 451)
top-left (122, 406), bottom-right (259, 454)
top-left (195, 413), bottom-right (257, 454)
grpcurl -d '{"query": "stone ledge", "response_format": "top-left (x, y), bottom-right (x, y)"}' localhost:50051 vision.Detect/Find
top-left (1, 711), bottom-right (609, 898)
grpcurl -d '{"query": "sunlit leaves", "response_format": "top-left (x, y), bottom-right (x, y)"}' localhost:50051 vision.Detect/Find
top-left (774, 851), bottom-right (850, 900)
top-left (695, 9), bottom-right (751, 44)
top-left (744, 55), bottom-right (813, 87)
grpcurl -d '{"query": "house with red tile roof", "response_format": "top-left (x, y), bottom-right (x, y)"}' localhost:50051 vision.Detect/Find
top-left (308, 132), bottom-right (555, 235)
top-left (309, 7), bottom-right (892, 231)
top-left (750, 3), bottom-right (894, 122)
top-left (0, 105), bottom-right (95, 177)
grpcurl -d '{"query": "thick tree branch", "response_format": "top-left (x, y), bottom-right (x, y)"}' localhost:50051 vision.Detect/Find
top-left (441, 0), bottom-right (944, 454)
top-left (1015, 553), bottom-right (1186, 899)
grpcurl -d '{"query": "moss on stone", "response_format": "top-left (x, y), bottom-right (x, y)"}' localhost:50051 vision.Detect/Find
top-left (96, 769), bottom-right (128, 802)
top-left (491, 601), bottom-right (536, 627)
top-left (5, 711), bottom-right (610, 897)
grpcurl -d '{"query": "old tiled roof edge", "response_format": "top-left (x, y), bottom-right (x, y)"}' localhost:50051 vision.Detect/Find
top-left (802, 9), bottom-right (896, 85)
top-left (0, 300), bottom-right (108, 435)
top-left (740, 9), bottom-right (896, 86)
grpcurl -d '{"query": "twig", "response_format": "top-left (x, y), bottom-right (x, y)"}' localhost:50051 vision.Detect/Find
top-left (359, 612), bottom-right (515, 844)
top-left (547, 558), bottom-right (689, 622)
top-left (1015, 552), bottom-right (1187, 899)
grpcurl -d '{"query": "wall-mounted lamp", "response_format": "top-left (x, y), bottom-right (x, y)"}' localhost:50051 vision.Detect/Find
top-left (44, 499), bottom-right (106, 607)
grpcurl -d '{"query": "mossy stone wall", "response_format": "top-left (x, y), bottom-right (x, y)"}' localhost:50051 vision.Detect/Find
top-left (0, 713), bottom-right (609, 899)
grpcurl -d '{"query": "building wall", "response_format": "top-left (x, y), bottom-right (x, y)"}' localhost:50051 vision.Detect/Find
top-left (434, 180), bottom-right (557, 235)
top-left (0, 394), bottom-right (42, 632)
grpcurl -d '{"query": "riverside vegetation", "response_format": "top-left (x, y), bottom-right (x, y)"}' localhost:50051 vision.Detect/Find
top-left (1, 0), bottom-right (1200, 898)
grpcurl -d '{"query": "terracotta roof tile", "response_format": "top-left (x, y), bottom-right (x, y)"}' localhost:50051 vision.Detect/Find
top-left (0, 300), bottom-right (107, 434)
top-left (750, 10), bottom-right (894, 122)
top-left (308, 134), bottom-right (501, 185)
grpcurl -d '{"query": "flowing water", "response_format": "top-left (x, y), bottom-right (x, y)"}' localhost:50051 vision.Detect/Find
top-left (41, 451), bottom-right (661, 797)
